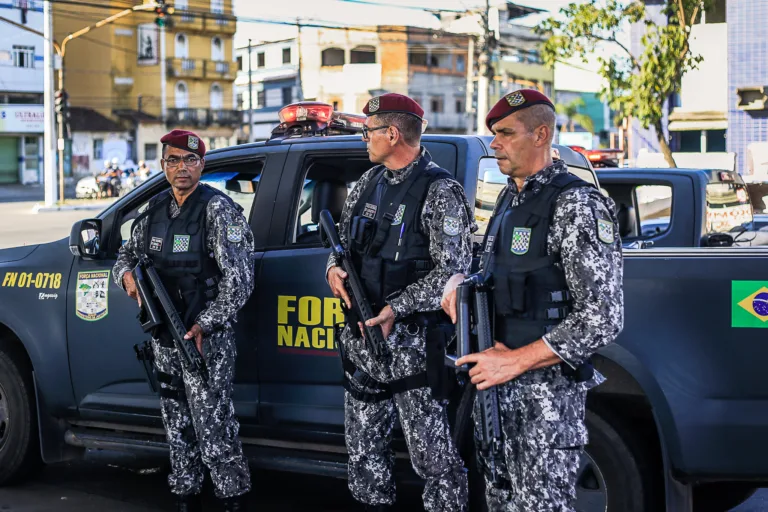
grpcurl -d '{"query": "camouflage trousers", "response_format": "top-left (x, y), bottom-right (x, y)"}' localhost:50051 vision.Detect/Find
top-left (152, 328), bottom-right (251, 499)
top-left (345, 386), bottom-right (469, 511)
top-left (474, 382), bottom-right (588, 512)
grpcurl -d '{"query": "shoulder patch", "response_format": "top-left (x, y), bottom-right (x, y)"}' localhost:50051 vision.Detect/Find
top-left (226, 224), bottom-right (243, 243)
top-left (443, 216), bottom-right (461, 236)
top-left (597, 218), bottom-right (614, 244)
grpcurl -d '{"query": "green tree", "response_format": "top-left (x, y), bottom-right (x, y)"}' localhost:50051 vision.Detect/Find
top-left (555, 97), bottom-right (595, 133)
top-left (537, 0), bottom-right (709, 167)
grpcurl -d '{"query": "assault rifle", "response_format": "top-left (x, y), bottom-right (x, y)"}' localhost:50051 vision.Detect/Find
top-left (454, 273), bottom-right (504, 486)
top-left (132, 255), bottom-right (209, 385)
top-left (318, 209), bottom-right (387, 357)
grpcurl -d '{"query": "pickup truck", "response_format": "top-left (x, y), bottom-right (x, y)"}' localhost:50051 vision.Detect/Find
top-left (595, 167), bottom-right (763, 248)
top-left (0, 119), bottom-right (764, 512)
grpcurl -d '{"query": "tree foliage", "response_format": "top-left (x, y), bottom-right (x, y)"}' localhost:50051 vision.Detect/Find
top-left (537, 0), bottom-right (710, 166)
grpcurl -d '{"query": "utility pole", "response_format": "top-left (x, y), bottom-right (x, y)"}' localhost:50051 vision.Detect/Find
top-left (247, 38), bottom-right (254, 143)
top-left (465, 35), bottom-right (474, 135)
top-left (295, 20), bottom-right (304, 102)
top-left (43, 1), bottom-right (56, 206)
top-left (476, 0), bottom-right (494, 136)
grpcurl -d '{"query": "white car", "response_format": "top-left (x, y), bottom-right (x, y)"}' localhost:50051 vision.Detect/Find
top-left (75, 176), bottom-right (100, 199)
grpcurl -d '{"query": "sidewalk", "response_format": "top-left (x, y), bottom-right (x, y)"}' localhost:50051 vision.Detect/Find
top-left (0, 183), bottom-right (114, 212)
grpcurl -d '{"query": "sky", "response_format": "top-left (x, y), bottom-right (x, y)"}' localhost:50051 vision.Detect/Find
top-left (231, 0), bottom-right (590, 48)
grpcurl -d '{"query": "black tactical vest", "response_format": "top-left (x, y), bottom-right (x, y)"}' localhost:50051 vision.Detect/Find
top-left (348, 152), bottom-right (451, 313)
top-left (483, 172), bottom-right (594, 350)
top-left (138, 184), bottom-right (235, 327)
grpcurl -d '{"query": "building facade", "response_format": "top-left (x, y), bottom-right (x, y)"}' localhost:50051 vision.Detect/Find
top-left (237, 25), bottom-right (471, 141)
top-left (54, 0), bottom-right (239, 178)
top-left (727, 0), bottom-right (768, 178)
top-left (235, 38), bottom-right (300, 142)
top-left (0, 0), bottom-right (45, 185)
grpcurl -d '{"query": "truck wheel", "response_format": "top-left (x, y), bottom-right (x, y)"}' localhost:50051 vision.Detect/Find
top-left (0, 346), bottom-right (40, 486)
top-left (579, 410), bottom-right (649, 512)
top-left (467, 411), bottom-right (651, 512)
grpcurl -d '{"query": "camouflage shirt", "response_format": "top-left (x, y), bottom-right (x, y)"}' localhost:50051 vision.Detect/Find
top-left (113, 188), bottom-right (255, 334)
top-left (327, 148), bottom-right (476, 378)
top-left (486, 159), bottom-right (623, 371)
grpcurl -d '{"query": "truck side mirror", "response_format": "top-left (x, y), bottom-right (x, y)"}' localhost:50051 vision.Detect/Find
top-left (69, 219), bottom-right (103, 259)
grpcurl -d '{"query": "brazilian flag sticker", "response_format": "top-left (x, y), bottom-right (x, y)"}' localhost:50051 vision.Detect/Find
top-left (732, 281), bottom-right (768, 328)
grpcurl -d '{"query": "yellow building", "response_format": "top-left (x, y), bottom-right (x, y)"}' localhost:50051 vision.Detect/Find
top-left (54, 0), bottom-right (238, 176)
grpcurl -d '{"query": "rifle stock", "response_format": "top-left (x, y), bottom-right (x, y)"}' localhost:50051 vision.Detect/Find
top-left (318, 209), bottom-right (387, 357)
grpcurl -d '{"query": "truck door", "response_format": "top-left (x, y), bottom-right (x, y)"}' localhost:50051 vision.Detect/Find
top-left (252, 140), bottom-right (459, 436)
top-left (66, 152), bottom-right (282, 424)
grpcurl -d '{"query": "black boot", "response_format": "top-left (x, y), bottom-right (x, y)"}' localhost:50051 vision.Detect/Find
top-left (222, 494), bottom-right (247, 512)
top-left (175, 494), bottom-right (202, 512)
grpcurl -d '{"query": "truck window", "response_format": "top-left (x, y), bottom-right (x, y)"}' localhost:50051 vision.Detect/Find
top-left (292, 156), bottom-right (371, 245)
top-left (706, 182), bottom-right (753, 234)
top-left (635, 185), bottom-right (672, 238)
top-left (117, 165), bottom-right (263, 247)
top-left (474, 157), bottom-right (598, 235)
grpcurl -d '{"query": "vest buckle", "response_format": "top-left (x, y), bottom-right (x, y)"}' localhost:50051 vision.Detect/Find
top-left (549, 290), bottom-right (571, 303)
top-left (546, 307), bottom-right (569, 320)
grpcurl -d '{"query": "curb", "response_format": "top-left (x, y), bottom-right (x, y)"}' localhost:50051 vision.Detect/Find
top-left (32, 203), bottom-right (111, 213)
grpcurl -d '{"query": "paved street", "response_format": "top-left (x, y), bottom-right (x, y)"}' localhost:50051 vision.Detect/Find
top-left (0, 458), bottom-right (764, 512)
top-left (0, 459), bottom-right (397, 511)
top-left (0, 200), bottom-right (114, 249)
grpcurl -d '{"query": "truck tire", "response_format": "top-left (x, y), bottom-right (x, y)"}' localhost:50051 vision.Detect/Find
top-left (467, 410), bottom-right (652, 512)
top-left (0, 345), bottom-right (40, 486)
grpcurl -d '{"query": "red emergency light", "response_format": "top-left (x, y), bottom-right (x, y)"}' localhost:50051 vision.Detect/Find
top-left (270, 101), bottom-right (366, 140)
top-left (278, 102), bottom-right (333, 125)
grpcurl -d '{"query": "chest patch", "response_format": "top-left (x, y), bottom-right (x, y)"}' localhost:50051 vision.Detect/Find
top-left (392, 204), bottom-right (406, 226)
top-left (172, 234), bottom-right (191, 253)
top-left (227, 225), bottom-right (243, 243)
top-left (510, 227), bottom-right (531, 255)
top-left (362, 203), bottom-right (377, 219)
top-left (597, 219), bottom-right (614, 244)
top-left (149, 236), bottom-right (163, 252)
top-left (443, 216), bottom-right (461, 236)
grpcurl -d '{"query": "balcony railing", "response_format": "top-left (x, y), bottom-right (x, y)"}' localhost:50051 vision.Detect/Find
top-left (206, 60), bottom-right (232, 79)
top-left (203, 14), bottom-right (236, 34)
top-left (167, 108), bottom-right (241, 128)
top-left (166, 59), bottom-right (233, 80)
top-left (169, 11), bottom-right (235, 34)
top-left (173, 12), bottom-right (204, 31)
top-left (167, 58), bottom-right (204, 79)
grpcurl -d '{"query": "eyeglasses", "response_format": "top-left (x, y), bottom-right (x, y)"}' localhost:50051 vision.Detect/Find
top-left (362, 125), bottom-right (390, 139)
top-left (164, 155), bottom-right (202, 168)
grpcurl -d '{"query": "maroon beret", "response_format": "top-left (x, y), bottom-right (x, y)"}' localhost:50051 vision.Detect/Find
top-left (160, 129), bottom-right (206, 158)
top-left (486, 89), bottom-right (555, 131)
top-left (363, 93), bottom-right (424, 120)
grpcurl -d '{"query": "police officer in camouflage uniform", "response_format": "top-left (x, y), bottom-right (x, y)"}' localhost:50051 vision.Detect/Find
top-left (114, 129), bottom-right (253, 512)
top-left (326, 93), bottom-right (474, 511)
top-left (442, 89), bottom-right (624, 511)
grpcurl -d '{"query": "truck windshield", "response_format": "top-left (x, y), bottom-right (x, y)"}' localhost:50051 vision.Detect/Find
top-left (706, 182), bottom-right (753, 233)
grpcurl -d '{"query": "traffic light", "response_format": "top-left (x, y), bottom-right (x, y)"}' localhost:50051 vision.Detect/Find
top-left (54, 89), bottom-right (69, 115)
top-left (154, 1), bottom-right (174, 28)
